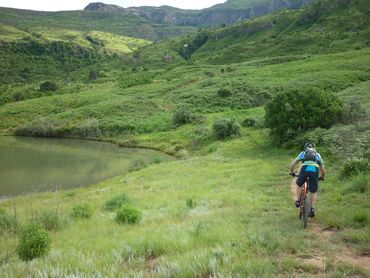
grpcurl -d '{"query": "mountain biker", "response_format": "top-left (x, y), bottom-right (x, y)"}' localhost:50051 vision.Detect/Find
top-left (289, 142), bottom-right (326, 218)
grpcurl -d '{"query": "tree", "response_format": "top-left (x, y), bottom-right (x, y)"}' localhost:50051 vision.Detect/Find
top-left (39, 81), bottom-right (58, 92)
top-left (265, 89), bottom-right (343, 144)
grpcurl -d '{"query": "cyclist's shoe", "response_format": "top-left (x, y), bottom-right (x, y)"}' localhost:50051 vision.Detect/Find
top-left (295, 200), bottom-right (300, 208)
top-left (310, 208), bottom-right (315, 218)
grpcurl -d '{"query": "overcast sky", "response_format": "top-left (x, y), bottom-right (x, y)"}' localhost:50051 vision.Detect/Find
top-left (0, 0), bottom-right (227, 11)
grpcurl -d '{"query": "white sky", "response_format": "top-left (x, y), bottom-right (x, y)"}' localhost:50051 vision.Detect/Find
top-left (0, 0), bottom-right (227, 11)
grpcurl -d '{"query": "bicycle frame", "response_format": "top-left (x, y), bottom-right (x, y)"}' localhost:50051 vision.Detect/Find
top-left (299, 177), bottom-right (310, 228)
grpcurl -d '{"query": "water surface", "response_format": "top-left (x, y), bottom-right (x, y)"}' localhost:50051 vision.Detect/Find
top-left (0, 137), bottom-right (173, 197)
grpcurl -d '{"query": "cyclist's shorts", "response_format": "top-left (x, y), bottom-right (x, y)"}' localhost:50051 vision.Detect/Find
top-left (296, 165), bottom-right (319, 193)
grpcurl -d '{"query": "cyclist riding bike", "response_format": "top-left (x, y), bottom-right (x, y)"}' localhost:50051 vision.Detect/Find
top-left (290, 142), bottom-right (326, 218)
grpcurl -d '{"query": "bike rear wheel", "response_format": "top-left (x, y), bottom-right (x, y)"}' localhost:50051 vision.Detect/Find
top-left (302, 197), bottom-right (309, 228)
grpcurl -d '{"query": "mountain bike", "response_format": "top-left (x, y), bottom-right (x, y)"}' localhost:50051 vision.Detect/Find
top-left (290, 173), bottom-right (323, 228)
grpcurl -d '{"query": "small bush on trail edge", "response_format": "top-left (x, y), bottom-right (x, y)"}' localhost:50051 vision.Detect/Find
top-left (265, 88), bottom-right (343, 144)
top-left (115, 205), bottom-right (142, 225)
top-left (17, 222), bottom-right (51, 261)
top-left (340, 159), bottom-right (369, 179)
top-left (39, 81), bottom-right (58, 92)
top-left (173, 107), bottom-right (192, 127)
top-left (36, 209), bottom-right (65, 231)
top-left (70, 204), bottom-right (93, 220)
top-left (0, 208), bottom-right (15, 234)
top-left (104, 193), bottom-right (131, 211)
top-left (186, 198), bottom-right (196, 209)
top-left (213, 118), bottom-right (241, 140)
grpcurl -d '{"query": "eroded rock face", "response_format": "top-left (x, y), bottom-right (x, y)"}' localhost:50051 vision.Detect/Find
top-left (84, 0), bottom-right (314, 27)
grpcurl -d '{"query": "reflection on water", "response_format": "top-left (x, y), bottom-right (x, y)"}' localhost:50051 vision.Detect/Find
top-left (0, 137), bottom-right (173, 197)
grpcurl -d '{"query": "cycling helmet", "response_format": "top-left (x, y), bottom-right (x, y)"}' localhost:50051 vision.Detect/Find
top-left (304, 142), bottom-right (316, 151)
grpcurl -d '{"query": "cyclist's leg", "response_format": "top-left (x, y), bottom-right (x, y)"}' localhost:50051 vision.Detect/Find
top-left (296, 166), bottom-right (307, 206)
top-left (311, 192), bottom-right (317, 209)
top-left (307, 169), bottom-right (319, 216)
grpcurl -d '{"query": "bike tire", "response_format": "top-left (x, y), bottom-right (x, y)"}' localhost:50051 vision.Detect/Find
top-left (302, 197), bottom-right (309, 228)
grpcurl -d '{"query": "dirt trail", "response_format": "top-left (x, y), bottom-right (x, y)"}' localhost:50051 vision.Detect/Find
top-left (289, 177), bottom-right (369, 274)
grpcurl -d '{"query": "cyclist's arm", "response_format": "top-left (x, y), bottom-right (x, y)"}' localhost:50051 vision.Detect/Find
top-left (319, 164), bottom-right (326, 178)
top-left (317, 153), bottom-right (326, 178)
top-left (290, 159), bottom-right (299, 174)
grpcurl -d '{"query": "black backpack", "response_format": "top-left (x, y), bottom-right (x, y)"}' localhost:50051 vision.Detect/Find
top-left (304, 149), bottom-right (317, 162)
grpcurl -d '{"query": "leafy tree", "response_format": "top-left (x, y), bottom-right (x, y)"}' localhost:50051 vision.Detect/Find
top-left (39, 81), bottom-right (58, 92)
top-left (213, 118), bottom-right (241, 140)
top-left (265, 89), bottom-right (343, 144)
top-left (173, 107), bottom-right (192, 127)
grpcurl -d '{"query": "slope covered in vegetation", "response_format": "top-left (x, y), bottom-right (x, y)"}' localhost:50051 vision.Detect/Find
top-left (0, 0), bottom-right (369, 276)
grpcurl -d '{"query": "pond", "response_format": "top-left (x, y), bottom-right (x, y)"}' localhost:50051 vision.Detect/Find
top-left (0, 137), bottom-right (174, 197)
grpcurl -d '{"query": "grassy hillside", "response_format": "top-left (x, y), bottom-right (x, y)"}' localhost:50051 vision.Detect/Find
top-left (0, 23), bottom-right (150, 86)
top-left (0, 0), bottom-right (369, 276)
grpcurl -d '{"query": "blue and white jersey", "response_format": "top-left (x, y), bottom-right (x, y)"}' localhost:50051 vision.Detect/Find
top-left (295, 151), bottom-right (324, 167)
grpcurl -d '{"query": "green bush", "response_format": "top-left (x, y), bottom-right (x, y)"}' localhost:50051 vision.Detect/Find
top-left (242, 117), bottom-right (256, 127)
top-left (104, 193), bottom-right (131, 211)
top-left (340, 159), bottom-right (369, 178)
top-left (265, 89), bottom-right (343, 144)
top-left (115, 205), bottom-right (142, 225)
top-left (70, 204), bottom-right (93, 220)
top-left (186, 198), bottom-right (196, 209)
top-left (17, 222), bottom-right (51, 261)
top-left (39, 81), bottom-right (58, 92)
top-left (36, 209), bottom-right (64, 231)
top-left (173, 107), bottom-right (192, 127)
top-left (213, 118), bottom-right (241, 140)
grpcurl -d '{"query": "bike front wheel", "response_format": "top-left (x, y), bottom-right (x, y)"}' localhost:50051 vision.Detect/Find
top-left (302, 197), bottom-right (309, 228)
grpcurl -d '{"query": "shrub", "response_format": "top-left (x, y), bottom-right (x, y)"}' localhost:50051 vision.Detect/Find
top-left (191, 126), bottom-right (211, 149)
top-left (70, 204), bottom-right (93, 220)
top-left (115, 205), bottom-right (142, 225)
top-left (173, 107), bottom-right (192, 127)
top-left (104, 193), bottom-right (131, 211)
top-left (217, 88), bottom-right (232, 97)
top-left (340, 159), bottom-right (369, 178)
top-left (36, 209), bottom-right (64, 231)
top-left (12, 91), bottom-right (25, 101)
top-left (186, 198), bottom-right (196, 209)
top-left (265, 89), bottom-right (343, 144)
top-left (213, 118), bottom-right (241, 140)
top-left (242, 117), bottom-right (257, 127)
top-left (39, 81), bottom-right (58, 92)
top-left (17, 222), bottom-right (51, 261)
